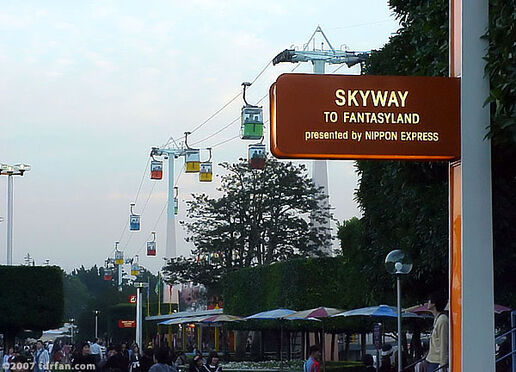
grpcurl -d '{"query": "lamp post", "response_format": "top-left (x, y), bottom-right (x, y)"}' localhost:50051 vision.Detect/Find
top-left (94, 310), bottom-right (100, 339)
top-left (69, 318), bottom-right (75, 344)
top-left (0, 163), bottom-right (31, 265)
top-left (385, 250), bottom-right (413, 372)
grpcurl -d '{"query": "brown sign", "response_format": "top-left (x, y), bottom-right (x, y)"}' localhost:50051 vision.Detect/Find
top-left (128, 295), bottom-right (137, 304)
top-left (118, 320), bottom-right (136, 328)
top-left (270, 74), bottom-right (460, 160)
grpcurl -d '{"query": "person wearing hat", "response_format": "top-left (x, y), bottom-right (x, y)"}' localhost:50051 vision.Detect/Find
top-left (379, 345), bottom-right (393, 372)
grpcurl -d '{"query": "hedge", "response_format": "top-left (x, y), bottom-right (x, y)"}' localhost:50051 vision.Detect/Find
top-left (0, 265), bottom-right (64, 332)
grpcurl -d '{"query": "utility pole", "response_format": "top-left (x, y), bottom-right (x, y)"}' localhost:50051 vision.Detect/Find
top-left (0, 163), bottom-right (31, 265)
top-left (272, 26), bottom-right (368, 254)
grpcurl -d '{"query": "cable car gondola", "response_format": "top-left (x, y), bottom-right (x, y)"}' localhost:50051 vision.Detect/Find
top-left (104, 268), bottom-right (113, 281)
top-left (199, 148), bottom-right (213, 182)
top-left (114, 250), bottom-right (124, 265)
top-left (184, 132), bottom-right (200, 173)
top-left (173, 187), bottom-right (179, 215)
top-left (147, 232), bottom-right (157, 256)
top-left (249, 144), bottom-right (266, 169)
top-left (240, 82), bottom-right (263, 140)
top-left (131, 264), bottom-right (139, 276)
top-left (129, 203), bottom-right (140, 231)
top-left (150, 159), bottom-right (163, 180)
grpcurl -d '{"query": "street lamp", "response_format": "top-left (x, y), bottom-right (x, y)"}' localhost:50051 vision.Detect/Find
top-left (0, 163), bottom-right (31, 265)
top-left (69, 318), bottom-right (75, 344)
top-left (94, 310), bottom-right (100, 339)
top-left (385, 250), bottom-right (412, 372)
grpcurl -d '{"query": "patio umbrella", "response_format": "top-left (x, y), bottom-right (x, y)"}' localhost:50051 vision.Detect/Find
top-left (201, 314), bottom-right (243, 352)
top-left (284, 307), bottom-right (343, 372)
top-left (284, 306), bottom-right (342, 320)
top-left (333, 305), bottom-right (421, 318)
top-left (245, 309), bottom-right (296, 370)
top-left (201, 314), bottom-right (243, 323)
top-left (245, 308), bottom-right (296, 320)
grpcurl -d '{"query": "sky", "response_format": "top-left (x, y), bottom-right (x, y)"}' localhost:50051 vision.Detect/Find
top-left (0, 0), bottom-right (400, 273)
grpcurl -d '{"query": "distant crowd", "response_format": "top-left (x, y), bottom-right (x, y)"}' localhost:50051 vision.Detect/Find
top-left (1, 338), bottom-right (223, 372)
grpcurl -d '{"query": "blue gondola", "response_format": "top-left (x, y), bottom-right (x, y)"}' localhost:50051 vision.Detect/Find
top-left (129, 203), bottom-right (140, 231)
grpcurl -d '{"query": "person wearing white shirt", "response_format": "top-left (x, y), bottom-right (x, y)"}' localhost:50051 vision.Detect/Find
top-left (34, 340), bottom-right (50, 372)
top-left (90, 339), bottom-right (102, 364)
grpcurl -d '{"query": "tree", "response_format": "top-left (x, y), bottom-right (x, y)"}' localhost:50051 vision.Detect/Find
top-left (340, 0), bottom-right (515, 308)
top-left (163, 159), bottom-right (333, 289)
top-left (0, 266), bottom-right (64, 349)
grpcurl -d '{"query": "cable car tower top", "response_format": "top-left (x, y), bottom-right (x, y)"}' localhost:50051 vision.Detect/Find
top-left (150, 133), bottom-right (198, 260)
top-left (272, 25), bottom-right (369, 70)
top-left (271, 26), bottom-right (369, 255)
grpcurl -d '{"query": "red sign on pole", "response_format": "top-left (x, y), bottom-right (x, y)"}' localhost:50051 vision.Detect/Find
top-left (118, 320), bottom-right (136, 328)
top-left (128, 295), bottom-right (137, 304)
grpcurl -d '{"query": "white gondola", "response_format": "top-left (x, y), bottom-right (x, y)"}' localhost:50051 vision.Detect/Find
top-left (147, 232), bottom-right (157, 256)
top-left (150, 160), bottom-right (163, 180)
top-left (129, 203), bottom-right (140, 231)
top-left (249, 144), bottom-right (266, 169)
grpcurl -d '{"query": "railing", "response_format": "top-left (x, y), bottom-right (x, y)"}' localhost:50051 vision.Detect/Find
top-left (495, 310), bottom-right (516, 372)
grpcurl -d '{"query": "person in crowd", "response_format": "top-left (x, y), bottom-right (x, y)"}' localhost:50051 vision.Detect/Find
top-left (414, 340), bottom-right (429, 372)
top-left (120, 344), bottom-right (130, 371)
top-left (148, 347), bottom-right (176, 372)
top-left (3, 347), bottom-right (16, 371)
top-left (139, 348), bottom-right (154, 372)
top-left (10, 355), bottom-right (28, 372)
top-left (425, 291), bottom-right (449, 372)
top-left (101, 345), bottom-right (126, 372)
top-left (362, 354), bottom-right (375, 372)
top-left (174, 352), bottom-right (186, 367)
top-left (129, 345), bottom-right (141, 372)
top-left (46, 343), bottom-right (53, 356)
top-left (72, 342), bottom-right (97, 372)
top-left (90, 339), bottom-right (102, 364)
top-left (188, 355), bottom-right (203, 372)
top-left (379, 345), bottom-right (393, 372)
top-left (303, 345), bottom-right (321, 372)
top-left (33, 340), bottom-right (49, 372)
top-left (50, 342), bottom-right (63, 364)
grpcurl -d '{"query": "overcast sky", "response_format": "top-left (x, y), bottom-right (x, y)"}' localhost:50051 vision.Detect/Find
top-left (0, 0), bottom-right (399, 273)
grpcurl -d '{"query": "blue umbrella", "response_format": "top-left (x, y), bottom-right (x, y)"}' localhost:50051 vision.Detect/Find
top-left (245, 308), bottom-right (296, 320)
top-left (332, 304), bottom-right (421, 318)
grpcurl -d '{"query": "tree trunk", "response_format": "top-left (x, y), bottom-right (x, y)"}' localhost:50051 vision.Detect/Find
top-left (344, 333), bottom-right (350, 361)
top-left (235, 330), bottom-right (249, 361)
top-left (360, 333), bottom-right (366, 359)
top-left (330, 333), bottom-right (336, 361)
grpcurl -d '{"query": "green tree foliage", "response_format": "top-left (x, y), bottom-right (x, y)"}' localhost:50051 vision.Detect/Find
top-left (346, 0), bottom-right (515, 308)
top-left (484, 0), bottom-right (516, 308)
top-left (163, 159), bottom-right (332, 289)
top-left (63, 265), bottom-right (160, 342)
top-left (0, 266), bottom-right (64, 347)
top-left (223, 257), bottom-right (395, 333)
